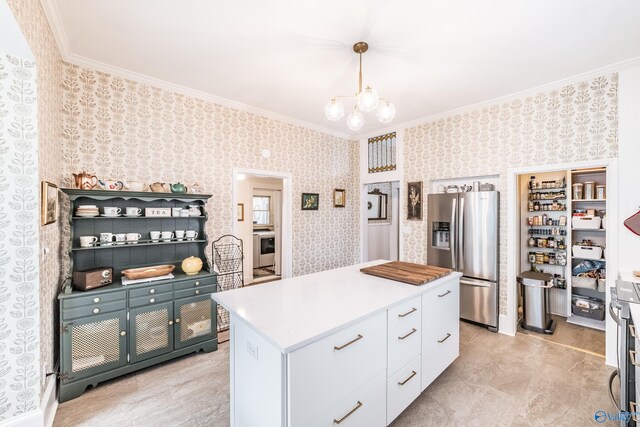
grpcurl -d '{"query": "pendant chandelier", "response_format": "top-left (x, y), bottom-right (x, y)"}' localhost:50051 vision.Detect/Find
top-left (325, 42), bottom-right (396, 131)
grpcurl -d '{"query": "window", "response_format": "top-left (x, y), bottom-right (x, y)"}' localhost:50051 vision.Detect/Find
top-left (253, 196), bottom-right (270, 225)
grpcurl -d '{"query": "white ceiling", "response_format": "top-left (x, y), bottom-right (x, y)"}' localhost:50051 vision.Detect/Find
top-left (46, 0), bottom-right (640, 136)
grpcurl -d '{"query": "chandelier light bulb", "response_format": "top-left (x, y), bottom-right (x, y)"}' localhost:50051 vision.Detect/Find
top-left (376, 101), bottom-right (396, 123)
top-left (346, 109), bottom-right (365, 131)
top-left (357, 86), bottom-right (379, 112)
top-left (324, 98), bottom-right (345, 121)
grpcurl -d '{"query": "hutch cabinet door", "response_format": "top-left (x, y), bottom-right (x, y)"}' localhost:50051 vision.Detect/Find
top-left (130, 302), bottom-right (174, 363)
top-left (174, 295), bottom-right (216, 349)
top-left (61, 311), bottom-right (128, 381)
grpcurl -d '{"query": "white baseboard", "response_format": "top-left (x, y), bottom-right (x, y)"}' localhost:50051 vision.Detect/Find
top-left (0, 376), bottom-right (58, 427)
top-left (41, 376), bottom-right (58, 427)
top-left (498, 314), bottom-right (516, 336)
top-left (0, 410), bottom-right (42, 427)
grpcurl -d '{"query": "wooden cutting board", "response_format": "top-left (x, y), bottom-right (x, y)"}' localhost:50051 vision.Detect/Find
top-left (360, 261), bottom-right (453, 286)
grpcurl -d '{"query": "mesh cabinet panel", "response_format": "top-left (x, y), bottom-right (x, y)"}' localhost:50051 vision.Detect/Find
top-left (179, 299), bottom-right (212, 342)
top-left (135, 308), bottom-right (169, 355)
top-left (71, 318), bottom-right (121, 372)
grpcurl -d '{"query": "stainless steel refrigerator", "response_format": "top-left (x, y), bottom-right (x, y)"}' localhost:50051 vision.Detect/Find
top-left (427, 191), bottom-right (499, 330)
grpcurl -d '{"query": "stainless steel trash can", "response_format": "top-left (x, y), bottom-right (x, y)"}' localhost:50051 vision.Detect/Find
top-left (518, 271), bottom-right (556, 334)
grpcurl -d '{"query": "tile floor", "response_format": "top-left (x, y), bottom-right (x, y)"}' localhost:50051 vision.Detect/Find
top-left (54, 322), bottom-right (616, 427)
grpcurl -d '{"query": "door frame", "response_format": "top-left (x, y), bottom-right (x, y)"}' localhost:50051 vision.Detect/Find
top-left (506, 158), bottom-right (618, 366)
top-left (232, 168), bottom-right (293, 279)
top-left (360, 180), bottom-right (402, 262)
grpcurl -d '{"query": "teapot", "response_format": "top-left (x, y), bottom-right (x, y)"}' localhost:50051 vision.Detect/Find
top-left (97, 179), bottom-right (124, 191)
top-left (169, 182), bottom-right (188, 194)
top-left (150, 182), bottom-right (167, 192)
top-left (72, 172), bottom-right (98, 190)
top-left (123, 181), bottom-right (147, 192)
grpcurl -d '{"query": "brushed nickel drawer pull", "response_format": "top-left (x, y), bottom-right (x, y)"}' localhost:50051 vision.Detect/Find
top-left (195, 281), bottom-right (200, 286)
top-left (149, 289), bottom-right (155, 294)
top-left (438, 290), bottom-right (451, 298)
top-left (168, 320), bottom-right (173, 326)
top-left (398, 307), bottom-right (417, 318)
top-left (93, 308), bottom-right (100, 314)
top-left (438, 333), bottom-right (452, 343)
top-left (195, 290), bottom-right (200, 295)
top-left (398, 328), bottom-right (417, 340)
top-left (631, 350), bottom-right (640, 367)
top-left (120, 331), bottom-right (126, 336)
top-left (149, 298), bottom-right (155, 303)
top-left (334, 334), bottom-right (363, 351)
top-left (398, 370), bottom-right (417, 386)
top-left (93, 297), bottom-right (100, 303)
top-left (333, 401), bottom-right (363, 424)
top-left (175, 318), bottom-right (180, 323)
top-left (630, 324), bottom-right (637, 338)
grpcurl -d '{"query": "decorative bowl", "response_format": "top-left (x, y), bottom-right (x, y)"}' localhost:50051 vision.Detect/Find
top-left (121, 264), bottom-right (175, 280)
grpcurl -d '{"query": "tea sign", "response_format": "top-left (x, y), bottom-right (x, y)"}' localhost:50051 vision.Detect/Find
top-left (145, 207), bottom-right (171, 217)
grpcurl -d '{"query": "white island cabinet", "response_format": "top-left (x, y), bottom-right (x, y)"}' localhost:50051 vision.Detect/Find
top-left (213, 261), bottom-right (462, 427)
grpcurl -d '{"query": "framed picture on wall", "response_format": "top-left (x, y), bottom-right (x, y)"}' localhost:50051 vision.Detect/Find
top-left (407, 181), bottom-right (422, 220)
top-left (237, 203), bottom-right (244, 221)
top-left (333, 189), bottom-right (346, 207)
top-left (41, 181), bottom-right (58, 226)
top-left (301, 193), bottom-right (319, 210)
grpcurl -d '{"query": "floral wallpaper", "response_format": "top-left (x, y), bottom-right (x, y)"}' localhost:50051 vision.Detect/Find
top-left (61, 63), bottom-right (360, 277)
top-left (0, 53), bottom-right (40, 419)
top-left (402, 74), bottom-right (618, 316)
top-left (7, 0), bottom-right (64, 406)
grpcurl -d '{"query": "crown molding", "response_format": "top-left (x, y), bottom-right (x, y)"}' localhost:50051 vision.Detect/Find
top-left (39, 0), bottom-right (70, 58)
top-left (355, 56), bottom-right (640, 140)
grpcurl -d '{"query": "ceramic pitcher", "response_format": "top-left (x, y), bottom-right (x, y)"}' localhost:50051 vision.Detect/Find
top-left (72, 172), bottom-right (98, 190)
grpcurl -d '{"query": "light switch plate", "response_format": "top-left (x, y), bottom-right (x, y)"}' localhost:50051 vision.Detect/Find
top-left (247, 340), bottom-right (258, 361)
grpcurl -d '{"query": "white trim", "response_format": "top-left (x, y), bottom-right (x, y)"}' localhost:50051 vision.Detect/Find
top-left (506, 158), bottom-right (618, 364)
top-left (42, 376), bottom-right (57, 427)
top-left (354, 57), bottom-right (640, 139)
top-left (232, 168), bottom-right (293, 279)
top-left (498, 314), bottom-right (515, 336)
top-left (0, 410), bottom-right (42, 427)
top-left (39, 0), bottom-right (70, 59)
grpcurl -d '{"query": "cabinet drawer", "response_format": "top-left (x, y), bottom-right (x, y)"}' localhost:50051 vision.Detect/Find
top-left (129, 283), bottom-right (173, 298)
top-left (174, 285), bottom-right (216, 300)
top-left (173, 276), bottom-right (216, 291)
top-left (130, 292), bottom-right (173, 308)
top-left (421, 324), bottom-right (459, 391)
top-left (62, 300), bottom-right (127, 320)
top-left (310, 370), bottom-right (386, 427)
top-left (288, 311), bottom-right (386, 426)
top-left (62, 291), bottom-right (125, 309)
top-left (387, 315), bottom-right (421, 377)
top-left (422, 278), bottom-right (459, 340)
top-left (387, 296), bottom-right (421, 331)
top-left (387, 355), bottom-right (421, 425)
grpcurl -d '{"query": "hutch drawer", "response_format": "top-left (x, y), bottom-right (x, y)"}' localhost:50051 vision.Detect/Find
top-left (174, 285), bottom-right (216, 300)
top-left (129, 283), bottom-right (173, 298)
top-left (130, 292), bottom-right (174, 308)
top-left (63, 300), bottom-right (127, 320)
top-left (62, 291), bottom-right (125, 309)
top-left (173, 276), bottom-right (217, 290)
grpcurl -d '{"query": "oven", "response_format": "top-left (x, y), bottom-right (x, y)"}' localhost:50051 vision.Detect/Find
top-left (255, 231), bottom-right (275, 268)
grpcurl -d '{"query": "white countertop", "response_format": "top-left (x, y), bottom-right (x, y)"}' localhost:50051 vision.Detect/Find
top-left (213, 260), bottom-right (461, 353)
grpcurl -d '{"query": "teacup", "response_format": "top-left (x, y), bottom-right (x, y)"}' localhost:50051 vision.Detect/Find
top-left (172, 207), bottom-right (182, 217)
top-left (149, 231), bottom-right (161, 242)
top-left (185, 230), bottom-right (198, 241)
top-left (79, 236), bottom-right (98, 247)
top-left (103, 207), bottom-right (121, 217)
top-left (161, 231), bottom-right (174, 242)
top-left (180, 209), bottom-right (190, 217)
top-left (99, 232), bottom-right (115, 246)
top-left (125, 207), bottom-right (142, 216)
top-left (175, 230), bottom-right (185, 241)
top-left (114, 233), bottom-right (127, 245)
top-left (126, 233), bottom-right (142, 244)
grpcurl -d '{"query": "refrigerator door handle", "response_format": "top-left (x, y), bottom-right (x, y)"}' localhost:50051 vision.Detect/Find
top-left (450, 197), bottom-right (457, 270)
top-left (458, 197), bottom-right (465, 271)
top-left (460, 278), bottom-right (493, 288)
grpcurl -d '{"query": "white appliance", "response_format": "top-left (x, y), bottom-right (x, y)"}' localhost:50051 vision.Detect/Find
top-left (254, 231), bottom-right (275, 268)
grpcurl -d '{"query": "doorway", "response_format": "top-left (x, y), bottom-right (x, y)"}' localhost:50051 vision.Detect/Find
top-left (364, 181), bottom-right (400, 262)
top-left (232, 169), bottom-right (293, 285)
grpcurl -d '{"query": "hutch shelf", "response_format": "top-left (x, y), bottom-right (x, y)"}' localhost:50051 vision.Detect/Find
top-left (57, 189), bottom-right (218, 402)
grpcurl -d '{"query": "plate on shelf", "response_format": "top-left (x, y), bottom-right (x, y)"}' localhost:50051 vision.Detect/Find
top-left (100, 214), bottom-right (121, 217)
top-left (76, 213), bottom-right (99, 217)
top-left (124, 214), bottom-right (142, 217)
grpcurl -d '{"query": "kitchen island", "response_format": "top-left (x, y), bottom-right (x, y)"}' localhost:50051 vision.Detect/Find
top-left (213, 260), bottom-right (462, 427)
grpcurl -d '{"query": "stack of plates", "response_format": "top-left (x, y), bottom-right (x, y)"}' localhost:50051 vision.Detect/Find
top-left (76, 205), bottom-right (99, 217)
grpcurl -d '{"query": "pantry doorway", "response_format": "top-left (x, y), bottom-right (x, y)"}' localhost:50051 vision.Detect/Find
top-left (506, 159), bottom-right (618, 366)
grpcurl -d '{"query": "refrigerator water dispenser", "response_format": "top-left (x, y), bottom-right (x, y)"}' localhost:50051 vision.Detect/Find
top-left (432, 222), bottom-right (450, 249)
